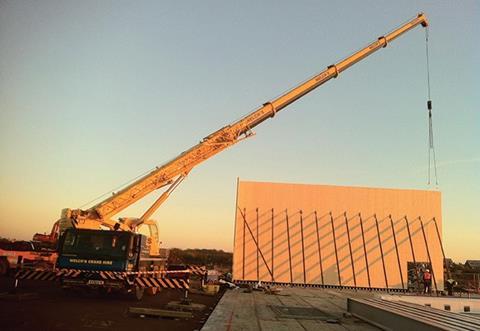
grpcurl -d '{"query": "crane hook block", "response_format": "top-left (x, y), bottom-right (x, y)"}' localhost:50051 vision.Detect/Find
top-left (427, 100), bottom-right (432, 110)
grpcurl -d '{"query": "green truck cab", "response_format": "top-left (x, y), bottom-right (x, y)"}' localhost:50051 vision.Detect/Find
top-left (56, 228), bottom-right (164, 299)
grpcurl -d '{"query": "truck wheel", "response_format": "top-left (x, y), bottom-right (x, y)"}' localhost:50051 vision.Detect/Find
top-left (147, 287), bottom-right (160, 295)
top-left (0, 258), bottom-right (9, 276)
top-left (98, 287), bottom-right (112, 296)
top-left (131, 286), bottom-right (144, 301)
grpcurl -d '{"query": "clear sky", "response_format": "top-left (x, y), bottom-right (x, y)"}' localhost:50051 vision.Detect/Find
top-left (0, 1), bottom-right (478, 261)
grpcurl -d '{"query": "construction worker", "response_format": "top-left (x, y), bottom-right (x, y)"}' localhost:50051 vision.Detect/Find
top-left (446, 278), bottom-right (457, 296)
top-left (423, 268), bottom-right (432, 294)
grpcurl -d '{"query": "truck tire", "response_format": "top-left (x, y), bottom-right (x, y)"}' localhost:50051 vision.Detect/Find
top-left (0, 258), bottom-right (9, 276)
top-left (130, 286), bottom-right (144, 301)
top-left (147, 287), bottom-right (160, 295)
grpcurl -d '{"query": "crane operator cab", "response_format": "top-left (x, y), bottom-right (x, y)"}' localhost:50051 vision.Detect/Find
top-left (56, 227), bottom-right (168, 300)
top-left (56, 229), bottom-right (152, 272)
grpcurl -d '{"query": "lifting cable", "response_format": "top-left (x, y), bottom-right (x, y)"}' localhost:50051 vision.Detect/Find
top-left (425, 27), bottom-right (438, 186)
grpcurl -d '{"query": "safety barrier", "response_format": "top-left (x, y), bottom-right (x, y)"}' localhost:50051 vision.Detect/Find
top-left (187, 265), bottom-right (207, 277)
top-left (14, 268), bottom-right (190, 289)
top-left (135, 277), bottom-right (189, 289)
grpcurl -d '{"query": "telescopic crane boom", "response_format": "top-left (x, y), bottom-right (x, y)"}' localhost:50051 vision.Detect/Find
top-left (61, 13), bottom-right (428, 233)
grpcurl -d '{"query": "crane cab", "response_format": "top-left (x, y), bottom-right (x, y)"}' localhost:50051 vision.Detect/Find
top-left (56, 229), bottom-right (145, 271)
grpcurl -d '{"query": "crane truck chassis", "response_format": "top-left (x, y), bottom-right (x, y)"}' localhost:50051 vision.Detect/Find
top-left (15, 228), bottom-right (190, 300)
top-left (12, 14), bottom-right (428, 300)
top-left (57, 228), bottom-right (188, 299)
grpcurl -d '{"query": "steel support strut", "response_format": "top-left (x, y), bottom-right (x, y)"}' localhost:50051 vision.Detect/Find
top-left (330, 212), bottom-right (342, 286)
top-left (314, 211), bottom-right (325, 285)
top-left (405, 216), bottom-right (421, 293)
top-left (359, 213), bottom-right (371, 289)
top-left (285, 209), bottom-right (293, 283)
top-left (432, 217), bottom-right (450, 279)
top-left (419, 217), bottom-right (438, 293)
top-left (374, 214), bottom-right (389, 290)
top-left (300, 210), bottom-right (306, 284)
top-left (243, 208), bottom-right (246, 279)
top-left (271, 208), bottom-right (274, 282)
top-left (344, 212), bottom-right (357, 288)
top-left (239, 208), bottom-right (273, 279)
top-left (256, 208), bottom-right (259, 281)
top-left (389, 215), bottom-right (405, 290)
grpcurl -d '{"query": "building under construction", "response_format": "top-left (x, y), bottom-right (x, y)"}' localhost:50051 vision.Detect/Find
top-left (233, 180), bottom-right (444, 291)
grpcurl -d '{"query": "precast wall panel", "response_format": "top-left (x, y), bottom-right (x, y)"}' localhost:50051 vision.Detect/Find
top-left (233, 180), bottom-right (443, 290)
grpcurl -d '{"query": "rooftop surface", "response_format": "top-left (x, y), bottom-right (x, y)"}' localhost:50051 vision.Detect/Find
top-left (202, 287), bottom-right (378, 330)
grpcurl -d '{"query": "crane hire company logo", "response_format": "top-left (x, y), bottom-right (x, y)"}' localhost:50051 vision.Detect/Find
top-left (69, 258), bottom-right (113, 265)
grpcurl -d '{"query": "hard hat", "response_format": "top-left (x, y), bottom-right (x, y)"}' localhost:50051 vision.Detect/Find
top-left (426, 269), bottom-right (430, 272)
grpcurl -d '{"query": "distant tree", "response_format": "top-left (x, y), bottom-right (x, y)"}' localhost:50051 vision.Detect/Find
top-left (168, 248), bottom-right (232, 269)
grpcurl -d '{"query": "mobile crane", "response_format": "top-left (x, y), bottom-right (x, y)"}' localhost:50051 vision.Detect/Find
top-left (52, 14), bottom-right (428, 299)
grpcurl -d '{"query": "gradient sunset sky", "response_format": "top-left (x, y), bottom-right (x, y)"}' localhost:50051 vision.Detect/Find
top-left (0, 1), bottom-right (478, 261)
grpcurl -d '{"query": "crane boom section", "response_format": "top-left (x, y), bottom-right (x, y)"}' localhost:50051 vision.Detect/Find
top-left (84, 13), bottom-right (427, 221)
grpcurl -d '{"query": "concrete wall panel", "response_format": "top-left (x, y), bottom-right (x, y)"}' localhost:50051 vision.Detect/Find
top-left (233, 180), bottom-right (443, 290)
